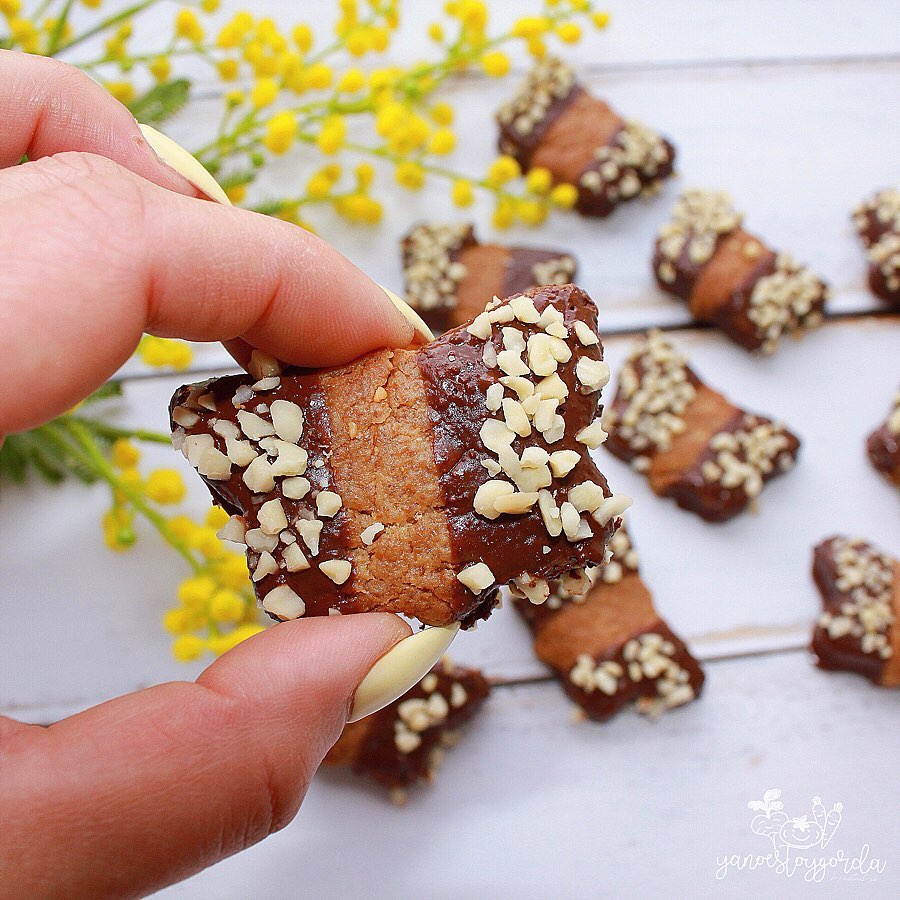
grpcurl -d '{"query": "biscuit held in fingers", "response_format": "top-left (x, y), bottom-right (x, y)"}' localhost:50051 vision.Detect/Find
top-left (172, 284), bottom-right (623, 628)
top-left (652, 190), bottom-right (829, 353)
top-left (603, 331), bottom-right (800, 522)
top-left (326, 659), bottom-right (490, 799)
top-left (866, 391), bottom-right (900, 487)
top-left (852, 188), bottom-right (900, 308)
top-left (496, 57), bottom-right (675, 218)
top-left (811, 537), bottom-right (900, 687)
top-left (401, 222), bottom-right (577, 333)
top-left (513, 523), bottom-right (704, 720)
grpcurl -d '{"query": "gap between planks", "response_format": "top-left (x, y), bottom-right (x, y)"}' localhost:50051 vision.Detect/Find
top-left (186, 52), bottom-right (900, 101)
top-left (114, 310), bottom-right (898, 385)
top-left (10, 639), bottom-right (814, 727)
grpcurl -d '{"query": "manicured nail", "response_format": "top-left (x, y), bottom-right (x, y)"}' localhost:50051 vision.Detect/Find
top-left (348, 623), bottom-right (460, 723)
top-left (379, 285), bottom-right (434, 346)
top-left (138, 123), bottom-right (232, 206)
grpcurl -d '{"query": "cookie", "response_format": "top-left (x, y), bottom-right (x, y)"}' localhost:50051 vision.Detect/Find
top-left (496, 57), bottom-right (675, 217)
top-left (603, 330), bottom-right (800, 521)
top-left (171, 284), bottom-right (626, 627)
top-left (401, 222), bottom-right (576, 333)
top-left (653, 190), bottom-right (828, 353)
top-left (811, 536), bottom-right (899, 686)
top-left (513, 523), bottom-right (704, 720)
top-left (325, 659), bottom-right (489, 800)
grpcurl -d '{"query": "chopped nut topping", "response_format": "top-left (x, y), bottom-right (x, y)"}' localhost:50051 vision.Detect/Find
top-left (319, 559), bottom-right (352, 585)
top-left (512, 572), bottom-right (551, 604)
top-left (606, 331), bottom-right (696, 456)
top-left (592, 493), bottom-right (632, 527)
top-left (283, 542), bottom-right (310, 572)
top-left (269, 399), bottom-right (304, 443)
top-left (248, 350), bottom-right (282, 380)
top-left (217, 515), bottom-right (247, 544)
top-left (237, 410), bottom-right (275, 441)
top-left (656, 190), bottom-right (742, 269)
top-left (262, 584), bottom-right (305, 620)
top-left (315, 490), bottom-right (343, 518)
top-left (252, 551), bottom-right (278, 582)
top-left (281, 476), bottom-right (311, 499)
top-left (403, 223), bottom-right (473, 311)
top-left (245, 528), bottom-right (278, 553)
top-left (360, 522), bottom-right (385, 546)
top-left (496, 56), bottom-right (575, 141)
top-left (575, 356), bottom-right (611, 393)
top-left (252, 376), bottom-right (281, 392)
top-left (817, 537), bottom-right (894, 661)
top-left (573, 320), bottom-right (599, 346)
top-left (457, 562), bottom-right (495, 594)
top-left (243, 454), bottom-right (276, 493)
top-left (531, 255), bottom-right (576, 289)
top-left (549, 450), bottom-right (580, 478)
top-left (576, 420), bottom-right (608, 449)
top-left (258, 498), bottom-right (288, 535)
top-left (172, 406), bottom-right (199, 428)
top-left (296, 518), bottom-right (324, 556)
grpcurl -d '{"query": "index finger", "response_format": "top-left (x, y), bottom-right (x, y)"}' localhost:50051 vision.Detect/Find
top-left (0, 50), bottom-right (204, 199)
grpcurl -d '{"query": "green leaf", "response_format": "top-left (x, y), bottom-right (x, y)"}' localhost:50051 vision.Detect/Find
top-left (0, 435), bottom-right (29, 484)
top-left (82, 381), bottom-right (124, 405)
top-left (128, 79), bottom-right (190, 127)
top-left (250, 199), bottom-right (289, 216)
top-left (219, 170), bottom-right (257, 190)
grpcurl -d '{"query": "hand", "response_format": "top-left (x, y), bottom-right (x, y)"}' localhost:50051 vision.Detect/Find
top-left (0, 51), bottom-right (413, 896)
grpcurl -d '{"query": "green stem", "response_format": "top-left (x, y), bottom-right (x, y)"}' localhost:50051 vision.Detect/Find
top-left (45, 0), bottom-right (74, 55)
top-left (54, 0), bottom-right (161, 56)
top-left (65, 415), bottom-right (172, 446)
top-left (52, 420), bottom-right (200, 572)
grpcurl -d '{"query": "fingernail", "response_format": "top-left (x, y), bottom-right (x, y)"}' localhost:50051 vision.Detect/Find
top-left (348, 623), bottom-right (459, 723)
top-left (378, 285), bottom-right (434, 346)
top-left (138, 123), bottom-right (232, 206)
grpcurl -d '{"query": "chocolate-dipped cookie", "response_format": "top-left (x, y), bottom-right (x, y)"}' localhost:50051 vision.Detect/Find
top-left (653, 190), bottom-right (829, 353)
top-left (513, 523), bottom-right (704, 720)
top-left (603, 330), bottom-right (800, 522)
top-left (401, 223), bottom-right (577, 333)
top-left (811, 536), bottom-right (899, 687)
top-left (496, 57), bottom-right (675, 218)
top-left (171, 284), bottom-right (627, 628)
top-left (325, 659), bottom-right (489, 800)
top-left (866, 391), bottom-right (900, 488)
top-left (852, 188), bottom-right (900, 308)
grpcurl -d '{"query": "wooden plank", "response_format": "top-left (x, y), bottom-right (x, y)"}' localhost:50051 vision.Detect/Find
top-left (161, 652), bottom-right (900, 899)
top-left (59, 1), bottom-right (900, 78)
top-left (113, 55), bottom-right (894, 381)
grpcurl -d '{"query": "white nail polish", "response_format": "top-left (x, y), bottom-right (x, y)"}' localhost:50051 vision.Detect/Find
top-left (348, 623), bottom-right (459, 723)
top-left (138, 123), bottom-right (232, 206)
top-left (379, 285), bottom-right (435, 345)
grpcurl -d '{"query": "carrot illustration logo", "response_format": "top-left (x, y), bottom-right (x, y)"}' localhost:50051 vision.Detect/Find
top-left (715, 789), bottom-right (887, 883)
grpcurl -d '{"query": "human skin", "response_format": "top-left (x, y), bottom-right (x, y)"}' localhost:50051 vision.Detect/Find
top-left (0, 51), bottom-right (414, 896)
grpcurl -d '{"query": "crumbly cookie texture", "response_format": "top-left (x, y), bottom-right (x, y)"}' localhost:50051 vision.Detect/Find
top-left (171, 284), bottom-right (623, 628)
top-left (811, 536), bottom-right (900, 687)
top-left (866, 390), bottom-right (900, 488)
top-left (496, 56), bottom-right (675, 218)
top-left (603, 330), bottom-right (800, 522)
top-left (652, 190), bottom-right (829, 354)
top-left (513, 522), bottom-right (704, 721)
top-left (324, 659), bottom-right (490, 801)
top-left (852, 188), bottom-right (900, 308)
top-left (401, 222), bottom-right (576, 333)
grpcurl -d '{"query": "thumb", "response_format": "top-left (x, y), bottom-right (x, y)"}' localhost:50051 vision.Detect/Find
top-left (0, 613), bottom-right (410, 898)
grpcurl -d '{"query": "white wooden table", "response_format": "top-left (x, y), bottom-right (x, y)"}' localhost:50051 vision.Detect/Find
top-left (3, 2), bottom-right (899, 896)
